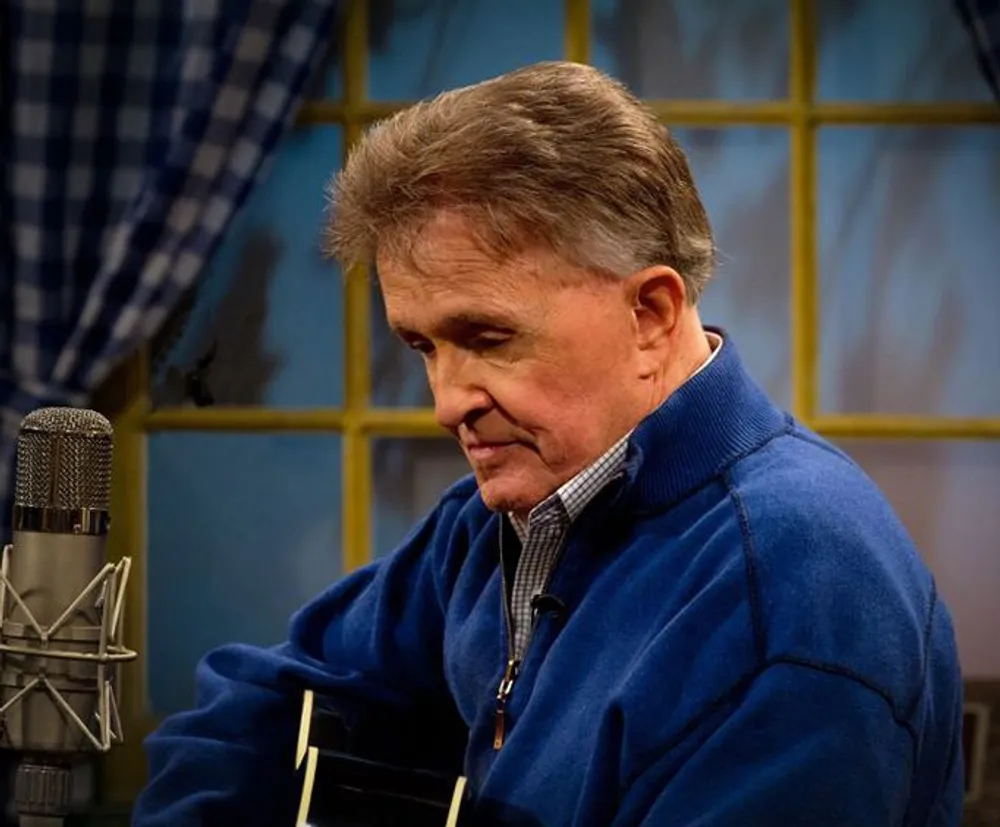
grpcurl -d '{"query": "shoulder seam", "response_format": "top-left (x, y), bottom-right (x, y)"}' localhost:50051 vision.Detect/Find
top-left (632, 418), bottom-right (795, 519)
top-left (904, 578), bottom-right (938, 724)
top-left (787, 428), bottom-right (855, 464)
top-left (722, 471), bottom-right (766, 664)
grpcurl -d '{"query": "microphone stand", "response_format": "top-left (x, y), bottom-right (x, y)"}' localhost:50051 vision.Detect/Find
top-left (0, 547), bottom-right (136, 827)
top-left (11, 759), bottom-right (75, 827)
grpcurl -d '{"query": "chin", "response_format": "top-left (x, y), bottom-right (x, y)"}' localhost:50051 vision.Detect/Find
top-left (475, 476), bottom-right (544, 515)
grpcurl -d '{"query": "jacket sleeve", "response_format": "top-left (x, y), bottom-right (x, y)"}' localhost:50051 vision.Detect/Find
top-left (131, 487), bottom-right (474, 827)
top-left (613, 661), bottom-right (922, 827)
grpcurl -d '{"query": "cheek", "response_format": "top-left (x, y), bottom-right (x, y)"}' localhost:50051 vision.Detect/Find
top-left (489, 363), bottom-right (618, 450)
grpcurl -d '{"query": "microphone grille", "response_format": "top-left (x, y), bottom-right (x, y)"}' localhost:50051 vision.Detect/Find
top-left (14, 407), bottom-right (114, 511)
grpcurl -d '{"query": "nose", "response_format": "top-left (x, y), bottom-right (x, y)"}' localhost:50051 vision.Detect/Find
top-left (428, 349), bottom-right (492, 431)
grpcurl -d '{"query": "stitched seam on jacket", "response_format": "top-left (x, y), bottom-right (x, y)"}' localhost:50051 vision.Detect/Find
top-left (723, 471), bottom-right (766, 665)
top-left (624, 655), bottom-right (918, 792)
top-left (631, 418), bottom-right (795, 520)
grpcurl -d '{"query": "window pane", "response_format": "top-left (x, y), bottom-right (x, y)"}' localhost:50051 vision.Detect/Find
top-left (835, 440), bottom-right (1000, 677)
top-left (677, 127), bottom-right (791, 409)
top-left (368, 0), bottom-right (564, 100)
top-left (817, 0), bottom-right (993, 102)
top-left (372, 437), bottom-right (470, 558)
top-left (150, 126), bottom-right (344, 409)
top-left (818, 127), bottom-right (1000, 417)
top-left (591, 0), bottom-right (788, 100)
top-left (146, 433), bottom-right (342, 715)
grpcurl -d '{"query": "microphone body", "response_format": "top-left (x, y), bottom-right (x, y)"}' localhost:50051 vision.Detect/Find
top-left (3, 529), bottom-right (106, 754)
top-left (0, 408), bottom-right (136, 826)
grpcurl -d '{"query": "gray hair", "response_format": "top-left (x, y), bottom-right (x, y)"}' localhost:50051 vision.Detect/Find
top-left (325, 60), bottom-right (716, 302)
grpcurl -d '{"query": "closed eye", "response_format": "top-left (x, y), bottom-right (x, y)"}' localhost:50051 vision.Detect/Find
top-left (404, 337), bottom-right (435, 355)
top-left (403, 334), bottom-right (510, 356)
top-left (393, 314), bottom-right (519, 356)
top-left (468, 333), bottom-right (512, 351)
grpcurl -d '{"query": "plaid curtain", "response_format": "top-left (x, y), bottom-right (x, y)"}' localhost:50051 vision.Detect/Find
top-left (0, 0), bottom-right (339, 540)
top-left (955, 0), bottom-right (1000, 98)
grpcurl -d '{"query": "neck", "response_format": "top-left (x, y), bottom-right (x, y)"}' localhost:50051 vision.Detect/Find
top-left (509, 322), bottom-right (714, 523)
top-left (640, 320), bottom-right (713, 418)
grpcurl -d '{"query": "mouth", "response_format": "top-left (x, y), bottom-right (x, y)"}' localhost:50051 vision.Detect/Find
top-left (463, 441), bottom-right (518, 461)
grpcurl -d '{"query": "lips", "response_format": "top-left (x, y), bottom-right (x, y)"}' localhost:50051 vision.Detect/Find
top-left (464, 441), bottom-right (516, 460)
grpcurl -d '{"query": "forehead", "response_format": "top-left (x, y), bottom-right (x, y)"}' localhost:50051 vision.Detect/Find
top-left (376, 213), bottom-right (551, 328)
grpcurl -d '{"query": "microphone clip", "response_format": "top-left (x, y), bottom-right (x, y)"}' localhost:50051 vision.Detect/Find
top-left (530, 593), bottom-right (567, 622)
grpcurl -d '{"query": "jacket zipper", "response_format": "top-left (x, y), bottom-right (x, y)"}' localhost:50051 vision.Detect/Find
top-left (491, 477), bottom-right (625, 750)
top-left (493, 656), bottom-right (518, 749)
top-left (494, 524), bottom-right (519, 750)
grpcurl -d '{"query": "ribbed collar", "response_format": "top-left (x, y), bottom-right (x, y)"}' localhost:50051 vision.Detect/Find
top-left (619, 327), bottom-right (791, 514)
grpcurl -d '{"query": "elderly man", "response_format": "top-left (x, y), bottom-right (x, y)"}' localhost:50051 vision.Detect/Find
top-left (132, 62), bottom-right (963, 827)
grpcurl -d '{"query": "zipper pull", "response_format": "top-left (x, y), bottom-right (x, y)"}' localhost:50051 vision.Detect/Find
top-left (493, 658), bottom-right (519, 750)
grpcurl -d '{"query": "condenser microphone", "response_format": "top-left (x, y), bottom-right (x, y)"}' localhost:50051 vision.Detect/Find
top-left (0, 407), bottom-right (137, 827)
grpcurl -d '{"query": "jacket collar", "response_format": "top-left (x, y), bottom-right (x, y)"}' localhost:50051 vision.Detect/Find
top-left (620, 327), bottom-right (791, 513)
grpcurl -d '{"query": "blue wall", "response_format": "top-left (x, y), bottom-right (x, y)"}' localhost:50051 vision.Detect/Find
top-left (146, 0), bottom-right (1000, 714)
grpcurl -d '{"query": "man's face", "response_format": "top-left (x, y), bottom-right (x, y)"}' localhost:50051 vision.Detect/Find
top-left (378, 213), bottom-right (648, 516)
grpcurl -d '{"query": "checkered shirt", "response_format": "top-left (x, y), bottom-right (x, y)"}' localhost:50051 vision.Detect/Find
top-left (508, 434), bottom-right (631, 660)
top-left (955, 0), bottom-right (1000, 98)
top-left (0, 1), bottom-right (336, 540)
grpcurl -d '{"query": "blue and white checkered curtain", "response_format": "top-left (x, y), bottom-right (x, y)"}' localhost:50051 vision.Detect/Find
top-left (955, 0), bottom-right (1000, 98)
top-left (0, 0), bottom-right (339, 540)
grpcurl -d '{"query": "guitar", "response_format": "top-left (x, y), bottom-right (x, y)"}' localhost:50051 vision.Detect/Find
top-left (293, 688), bottom-right (470, 827)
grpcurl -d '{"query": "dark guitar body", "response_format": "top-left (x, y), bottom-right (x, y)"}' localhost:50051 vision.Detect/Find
top-left (294, 689), bottom-right (472, 827)
top-left (297, 747), bottom-right (469, 827)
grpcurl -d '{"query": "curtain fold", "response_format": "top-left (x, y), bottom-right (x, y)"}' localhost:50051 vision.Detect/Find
top-left (0, 0), bottom-right (340, 540)
top-left (955, 0), bottom-right (1000, 99)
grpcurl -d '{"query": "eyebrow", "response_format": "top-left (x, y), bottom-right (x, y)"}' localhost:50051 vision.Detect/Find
top-left (391, 311), bottom-right (518, 340)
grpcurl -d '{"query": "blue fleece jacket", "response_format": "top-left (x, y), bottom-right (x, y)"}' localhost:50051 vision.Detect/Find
top-left (132, 333), bottom-right (964, 827)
